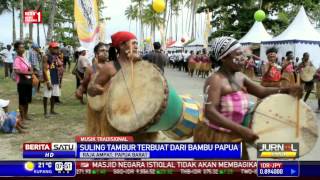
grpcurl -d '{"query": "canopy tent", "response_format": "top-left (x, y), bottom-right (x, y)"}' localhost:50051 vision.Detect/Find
top-left (239, 21), bottom-right (272, 45)
top-left (165, 41), bottom-right (184, 52)
top-left (185, 38), bottom-right (204, 52)
top-left (260, 7), bottom-right (320, 67)
top-left (168, 41), bottom-right (184, 48)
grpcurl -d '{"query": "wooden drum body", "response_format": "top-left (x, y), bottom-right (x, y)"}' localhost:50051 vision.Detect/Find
top-left (163, 95), bottom-right (200, 140)
top-left (87, 73), bottom-right (109, 112)
top-left (106, 61), bottom-right (183, 134)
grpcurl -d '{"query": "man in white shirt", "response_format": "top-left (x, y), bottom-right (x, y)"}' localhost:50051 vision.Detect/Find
top-left (183, 50), bottom-right (189, 72)
top-left (0, 45), bottom-right (14, 79)
top-left (76, 47), bottom-right (89, 89)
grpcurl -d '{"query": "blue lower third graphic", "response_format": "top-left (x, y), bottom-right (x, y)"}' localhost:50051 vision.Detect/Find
top-left (77, 143), bottom-right (242, 159)
top-left (23, 151), bottom-right (76, 158)
top-left (0, 161), bottom-right (76, 177)
top-left (258, 161), bottom-right (299, 177)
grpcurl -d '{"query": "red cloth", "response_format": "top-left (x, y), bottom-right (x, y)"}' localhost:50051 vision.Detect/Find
top-left (263, 65), bottom-right (281, 82)
top-left (111, 31), bottom-right (136, 48)
top-left (49, 42), bottom-right (59, 48)
top-left (195, 55), bottom-right (201, 62)
top-left (202, 55), bottom-right (210, 63)
top-left (188, 55), bottom-right (196, 64)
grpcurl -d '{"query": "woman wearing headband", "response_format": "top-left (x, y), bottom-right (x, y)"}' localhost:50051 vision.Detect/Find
top-left (194, 37), bottom-right (303, 159)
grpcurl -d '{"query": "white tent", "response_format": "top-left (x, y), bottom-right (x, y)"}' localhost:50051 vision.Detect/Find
top-left (239, 21), bottom-right (272, 45)
top-left (260, 7), bottom-right (320, 67)
top-left (168, 41), bottom-right (184, 48)
top-left (185, 38), bottom-right (204, 52)
top-left (166, 41), bottom-right (184, 52)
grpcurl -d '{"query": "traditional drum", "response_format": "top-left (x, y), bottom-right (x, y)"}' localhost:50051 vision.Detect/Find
top-left (251, 94), bottom-right (318, 157)
top-left (300, 66), bottom-right (316, 82)
top-left (163, 95), bottom-right (200, 140)
top-left (87, 73), bottom-right (109, 112)
top-left (106, 61), bottom-right (183, 134)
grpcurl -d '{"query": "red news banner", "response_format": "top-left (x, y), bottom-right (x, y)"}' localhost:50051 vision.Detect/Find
top-left (76, 161), bottom-right (257, 175)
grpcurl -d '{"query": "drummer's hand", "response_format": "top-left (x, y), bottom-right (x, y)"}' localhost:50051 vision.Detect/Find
top-left (88, 84), bottom-right (104, 97)
top-left (75, 89), bottom-right (83, 100)
top-left (239, 128), bottom-right (259, 143)
top-left (287, 85), bottom-right (303, 99)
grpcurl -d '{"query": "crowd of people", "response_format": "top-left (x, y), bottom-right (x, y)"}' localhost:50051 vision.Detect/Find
top-left (0, 33), bottom-right (318, 161)
top-left (163, 44), bottom-right (320, 113)
top-left (166, 49), bottom-right (212, 78)
top-left (0, 41), bottom-right (74, 133)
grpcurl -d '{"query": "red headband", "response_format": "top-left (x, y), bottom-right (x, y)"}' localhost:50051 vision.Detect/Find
top-left (111, 31), bottom-right (136, 49)
top-left (49, 42), bottom-right (59, 48)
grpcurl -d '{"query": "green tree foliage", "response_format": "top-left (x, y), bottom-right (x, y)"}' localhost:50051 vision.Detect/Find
top-left (40, 0), bottom-right (105, 47)
top-left (201, 0), bottom-right (320, 40)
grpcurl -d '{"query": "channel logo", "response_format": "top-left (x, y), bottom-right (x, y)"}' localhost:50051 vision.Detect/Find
top-left (257, 143), bottom-right (299, 158)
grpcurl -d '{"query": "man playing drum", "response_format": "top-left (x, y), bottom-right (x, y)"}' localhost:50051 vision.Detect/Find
top-left (86, 31), bottom-right (159, 142)
top-left (297, 52), bottom-right (316, 102)
top-left (261, 47), bottom-right (282, 87)
top-left (194, 37), bottom-right (303, 159)
top-left (75, 42), bottom-right (110, 103)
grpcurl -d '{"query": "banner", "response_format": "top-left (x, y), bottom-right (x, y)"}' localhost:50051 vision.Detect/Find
top-left (74, 0), bottom-right (100, 59)
top-left (22, 143), bottom-right (242, 159)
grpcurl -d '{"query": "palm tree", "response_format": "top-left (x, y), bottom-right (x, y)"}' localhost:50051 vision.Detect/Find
top-left (164, 0), bottom-right (181, 43)
top-left (12, 2), bottom-right (17, 42)
top-left (171, 0), bottom-right (182, 40)
top-left (125, 5), bottom-right (138, 34)
top-left (131, 0), bottom-right (146, 42)
top-left (162, 0), bottom-right (169, 47)
top-left (0, 0), bottom-right (17, 42)
top-left (24, 0), bottom-right (39, 42)
top-left (19, 0), bottom-right (23, 40)
top-left (46, 0), bottom-right (57, 43)
top-left (185, 0), bottom-right (205, 40)
top-left (141, 5), bottom-right (164, 42)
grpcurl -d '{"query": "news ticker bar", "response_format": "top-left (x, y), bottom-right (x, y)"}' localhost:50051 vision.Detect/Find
top-left (0, 161), bottom-right (319, 176)
top-left (23, 143), bottom-right (242, 159)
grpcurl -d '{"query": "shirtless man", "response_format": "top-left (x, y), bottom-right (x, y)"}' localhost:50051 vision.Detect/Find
top-left (87, 32), bottom-right (139, 97)
top-left (86, 32), bottom-right (158, 142)
top-left (75, 42), bottom-right (110, 101)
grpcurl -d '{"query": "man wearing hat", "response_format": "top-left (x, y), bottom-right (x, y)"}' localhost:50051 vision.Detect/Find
top-left (0, 99), bottom-right (25, 133)
top-left (42, 42), bottom-right (61, 117)
top-left (76, 47), bottom-right (89, 87)
top-left (142, 42), bottom-right (168, 74)
top-left (86, 31), bottom-right (158, 142)
top-left (88, 31), bottom-right (139, 97)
